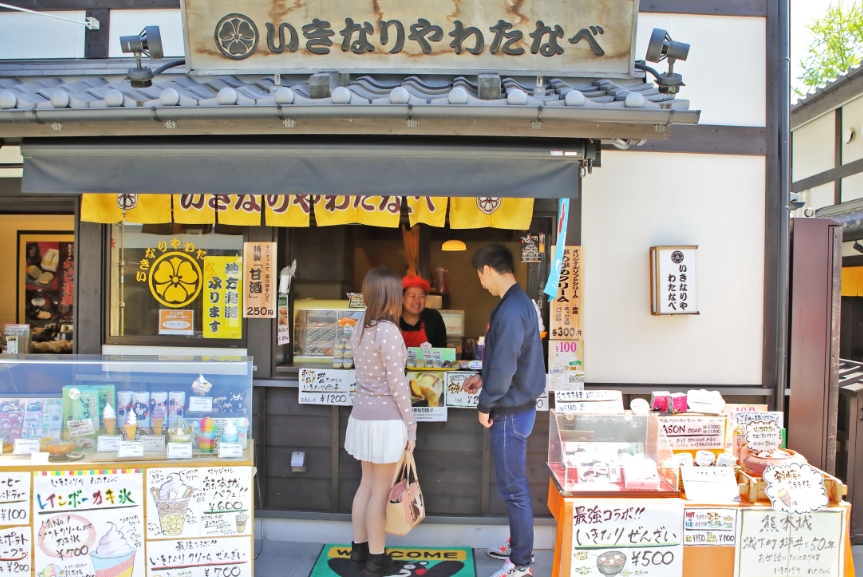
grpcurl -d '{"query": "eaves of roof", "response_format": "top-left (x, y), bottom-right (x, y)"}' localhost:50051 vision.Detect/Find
top-left (792, 61), bottom-right (863, 129)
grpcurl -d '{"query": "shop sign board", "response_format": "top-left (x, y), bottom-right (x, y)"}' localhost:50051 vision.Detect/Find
top-left (242, 241), bottom-right (276, 318)
top-left (744, 420), bottom-right (783, 452)
top-left (762, 463), bottom-right (829, 515)
top-left (181, 0), bottom-right (639, 77)
top-left (298, 368), bottom-right (356, 406)
top-left (146, 536), bottom-right (252, 577)
top-left (203, 256), bottom-right (243, 339)
top-left (0, 527), bottom-right (31, 576)
top-left (158, 310), bottom-right (194, 335)
top-left (683, 508), bottom-right (737, 547)
top-left (659, 415), bottom-right (725, 450)
top-left (34, 469), bottom-right (145, 577)
top-left (550, 246), bottom-right (583, 340)
top-left (0, 473), bottom-right (30, 526)
top-left (548, 340), bottom-right (584, 386)
top-left (569, 498), bottom-right (684, 577)
top-left (735, 508), bottom-right (845, 577)
top-left (445, 372), bottom-right (479, 409)
top-left (651, 246), bottom-right (698, 315)
top-left (413, 406), bottom-right (448, 422)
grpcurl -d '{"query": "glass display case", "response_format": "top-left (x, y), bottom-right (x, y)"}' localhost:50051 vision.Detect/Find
top-left (548, 409), bottom-right (679, 493)
top-left (293, 300), bottom-right (364, 362)
top-left (0, 355), bottom-right (252, 464)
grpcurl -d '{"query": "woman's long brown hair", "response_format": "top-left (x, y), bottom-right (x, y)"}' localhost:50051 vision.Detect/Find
top-left (359, 268), bottom-right (403, 338)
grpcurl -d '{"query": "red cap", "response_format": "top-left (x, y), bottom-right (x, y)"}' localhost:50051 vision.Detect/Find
top-left (402, 275), bottom-right (431, 293)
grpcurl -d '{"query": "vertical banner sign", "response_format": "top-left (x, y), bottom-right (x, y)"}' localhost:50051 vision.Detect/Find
top-left (570, 498), bottom-right (684, 577)
top-left (204, 256), bottom-right (243, 339)
top-left (277, 295), bottom-right (290, 345)
top-left (243, 241), bottom-right (276, 318)
top-left (34, 469), bottom-right (145, 577)
top-left (550, 246), bottom-right (583, 339)
top-left (651, 246), bottom-right (698, 315)
top-left (544, 199), bottom-right (570, 299)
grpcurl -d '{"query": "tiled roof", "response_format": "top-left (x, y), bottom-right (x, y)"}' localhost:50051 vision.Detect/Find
top-left (792, 61), bottom-right (863, 111)
top-left (0, 70), bottom-right (690, 112)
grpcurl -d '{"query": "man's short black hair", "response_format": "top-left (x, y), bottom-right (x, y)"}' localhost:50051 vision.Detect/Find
top-left (471, 243), bottom-right (515, 274)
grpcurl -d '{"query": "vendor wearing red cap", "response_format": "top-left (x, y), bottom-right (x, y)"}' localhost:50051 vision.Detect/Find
top-left (399, 276), bottom-right (448, 349)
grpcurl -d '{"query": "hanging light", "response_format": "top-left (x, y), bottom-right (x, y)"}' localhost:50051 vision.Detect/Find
top-left (442, 239), bottom-right (466, 251)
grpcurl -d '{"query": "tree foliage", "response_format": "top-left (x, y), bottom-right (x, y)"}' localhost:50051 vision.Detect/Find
top-left (797, 1), bottom-right (863, 98)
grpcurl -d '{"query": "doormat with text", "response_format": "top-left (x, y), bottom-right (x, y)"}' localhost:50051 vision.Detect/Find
top-left (311, 544), bottom-right (476, 577)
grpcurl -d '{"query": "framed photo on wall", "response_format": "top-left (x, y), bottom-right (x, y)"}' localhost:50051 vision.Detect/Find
top-left (17, 232), bottom-right (75, 332)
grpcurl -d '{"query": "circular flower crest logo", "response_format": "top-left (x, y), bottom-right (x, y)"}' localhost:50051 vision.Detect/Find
top-left (215, 13), bottom-right (259, 60)
top-left (476, 197), bottom-right (502, 215)
top-left (671, 250), bottom-right (685, 264)
top-left (149, 252), bottom-right (203, 308)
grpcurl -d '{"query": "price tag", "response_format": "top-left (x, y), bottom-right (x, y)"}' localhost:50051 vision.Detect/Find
top-left (167, 442), bottom-right (193, 459)
top-left (68, 418), bottom-right (95, 437)
top-left (218, 443), bottom-right (243, 458)
top-left (118, 441), bottom-right (144, 458)
top-left (13, 439), bottom-right (39, 455)
top-left (188, 397), bottom-right (213, 412)
top-left (97, 436), bottom-right (122, 452)
top-left (30, 452), bottom-right (49, 464)
top-left (142, 435), bottom-right (166, 453)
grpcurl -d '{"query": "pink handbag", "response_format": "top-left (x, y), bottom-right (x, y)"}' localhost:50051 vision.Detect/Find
top-left (385, 451), bottom-right (425, 536)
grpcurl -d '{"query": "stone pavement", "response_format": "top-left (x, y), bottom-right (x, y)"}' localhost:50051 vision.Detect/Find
top-left (253, 541), bottom-right (555, 576)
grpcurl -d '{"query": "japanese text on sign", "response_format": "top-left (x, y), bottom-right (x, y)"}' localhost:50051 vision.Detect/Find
top-left (745, 420), bottom-right (783, 452)
top-left (763, 463), bottom-right (829, 515)
top-left (0, 527), bottom-right (31, 576)
top-left (243, 242), bottom-right (276, 318)
top-left (683, 508), bottom-right (737, 547)
top-left (145, 536), bottom-right (252, 577)
top-left (652, 247), bottom-right (698, 315)
top-left (445, 372), bottom-right (479, 408)
top-left (0, 474), bottom-right (30, 526)
top-left (551, 247), bottom-right (583, 340)
top-left (184, 0), bottom-right (638, 77)
top-left (570, 498), bottom-right (684, 577)
top-left (298, 369), bottom-right (355, 393)
top-left (203, 256), bottom-right (243, 339)
top-left (736, 509), bottom-right (845, 577)
top-left (659, 416), bottom-right (725, 450)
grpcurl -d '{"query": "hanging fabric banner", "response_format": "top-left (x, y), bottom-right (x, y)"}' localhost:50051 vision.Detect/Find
top-left (173, 194), bottom-right (215, 224)
top-left (314, 195), bottom-right (356, 226)
top-left (544, 198), bottom-right (570, 299)
top-left (265, 195), bottom-right (312, 227)
top-left (357, 196), bottom-right (402, 228)
top-left (203, 255), bottom-right (243, 339)
top-left (407, 197), bottom-right (448, 228)
top-left (81, 194), bottom-right (172, 224)
top-left (216, 194), bottom-right (262, 226)
top-left (449, 198), bottom-right (534, 230)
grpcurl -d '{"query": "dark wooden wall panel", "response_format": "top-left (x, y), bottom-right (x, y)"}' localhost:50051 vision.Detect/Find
top-left (75, 220), bottom-right (105, 354)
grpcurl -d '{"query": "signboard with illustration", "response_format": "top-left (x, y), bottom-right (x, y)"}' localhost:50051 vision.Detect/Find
top-left (33, 469), bottom-right (145, 577)
top-left (182, 0), bottom-right (640, 77)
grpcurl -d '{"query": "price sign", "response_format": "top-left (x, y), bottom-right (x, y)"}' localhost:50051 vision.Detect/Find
top-left (97, 435), bottom-right (122, 452)
top-left (13, 439), bottom-right (39, 455)
top-left (243, 241), bottom-right (276, 318)
top-left (556, 390), bottom-right (621, 403)
top-left (167, 442), bottom-right (193, 459)
top-left (118, 441), bottom-right (144, 458)
top-left (550, 246), bottom-right (583, 339)
top-left (444, 372), bottom-right (479, 409)
top-left (298, 368), bottom-right (355, 393)
top-left (684, 508), bottom-right (737, 547)
top-left (412, 407), bottom-right (448, 422)
top-left (556, 400), bottom-right (624, 414)
top-left (189, 396), bottom-right (214, 412)
top-left (660, 416), bottom-right (726, 450)
top-left (142, 435), bottom-right (166, 453)
top-left (299, 392), bottom-right (355, 406)
top-left (536, 392), bottom-right (549, 412)
top-left (67, 418), bottom-right (94, 437)
top-left (219, 442), bottom-right (243, 458)
top-left (745, 420), bottom-right (782, 452)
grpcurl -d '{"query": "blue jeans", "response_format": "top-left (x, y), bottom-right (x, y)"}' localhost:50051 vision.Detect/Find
top-left (490, 407), bottom-right (536, 567)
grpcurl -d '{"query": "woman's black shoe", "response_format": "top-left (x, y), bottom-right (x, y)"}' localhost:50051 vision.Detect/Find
top-left (364, 551), bottom-right (395, 575)
top-left (350, 541), bottom-right (369, 572)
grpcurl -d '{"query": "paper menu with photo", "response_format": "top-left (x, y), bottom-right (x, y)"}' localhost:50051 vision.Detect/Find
top-left (146, 467), bottom-right (252, 539)
top-left (569, 498), bottom-right (684, 577)
top-left (145, 536), bottom-right (252, 577)
top-left (33, 469), bottom-right (144, 577)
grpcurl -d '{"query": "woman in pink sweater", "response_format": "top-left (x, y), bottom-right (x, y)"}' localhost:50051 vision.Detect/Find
top-left (345, 268), bottom-right (417, 575)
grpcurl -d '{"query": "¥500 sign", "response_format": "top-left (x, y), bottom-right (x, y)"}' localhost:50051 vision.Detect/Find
top-left (182, 0), bottom-right (638, 77)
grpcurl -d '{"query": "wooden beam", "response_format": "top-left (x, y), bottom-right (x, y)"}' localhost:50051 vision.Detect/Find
top-left (791, 157), bottom-right (863, 193)
top-left (629, 125), bottom-right (767, 155)
top-left (84, 8), bottom-right (110, 59)
top-left (640, 0), bottom-right (767, 16)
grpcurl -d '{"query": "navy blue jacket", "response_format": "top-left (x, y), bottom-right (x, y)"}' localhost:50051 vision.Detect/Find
top-left (477, 283), bottom-right (546, 418)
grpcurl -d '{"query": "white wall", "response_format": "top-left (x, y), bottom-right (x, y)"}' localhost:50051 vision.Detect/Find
top-left (843, 172), bottom-right (863, 202)
top-left (582, 151), bottom-right (765, 385)
top-left (637, 13), bottom-right (766, 127)
top-left (792, 112), bottom-right (834, 181)
top-left (0, 11), bottom-right (85, 59)
top-left (109, 10), bottom-right (184, 58)
top-left (842, 95), bottom-right (863, 165)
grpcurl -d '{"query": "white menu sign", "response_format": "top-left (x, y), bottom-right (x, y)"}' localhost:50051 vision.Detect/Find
top-left (660, 416), bottom-right (725, 450)
top-left (445, 372), bottom-right (480, 409)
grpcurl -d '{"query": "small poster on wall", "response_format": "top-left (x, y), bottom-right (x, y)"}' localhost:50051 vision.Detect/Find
top-left (17, 232), bottom-right (75, 341)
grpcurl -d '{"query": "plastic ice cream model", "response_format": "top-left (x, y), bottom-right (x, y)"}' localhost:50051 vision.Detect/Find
top-left (235, 511), bottom-right (249, 533)
top-left (150, 473), bottom-right (194, 536)
top-left (103, 404), bottom-right (116, 436)
top-left (89, 523), bottom-right (136, 577)
top-left (124, 409), bottom-right (137, 441)
top-left (168, 418), bottom-right (192, 443)
top-left (191, 374), bottom-right (212, 397)
top-left (151, 404), bottom-right (166, 436)
top-left (221, 421), bottom-right (239, 443)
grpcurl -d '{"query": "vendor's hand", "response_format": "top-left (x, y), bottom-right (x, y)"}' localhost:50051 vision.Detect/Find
top-left (406, 440), bottom-right (416, 452)
top-left (463, 375), bottom-right (483, 394)
top-left (478, 412), bottom-right (493, 429)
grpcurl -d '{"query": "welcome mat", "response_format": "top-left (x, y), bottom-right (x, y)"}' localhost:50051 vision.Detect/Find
top-left (311, 544), bottom-right (476, 577)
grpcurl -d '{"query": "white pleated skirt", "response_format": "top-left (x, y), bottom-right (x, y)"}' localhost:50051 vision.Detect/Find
top-left (344, 416), bottom-right (407, 464)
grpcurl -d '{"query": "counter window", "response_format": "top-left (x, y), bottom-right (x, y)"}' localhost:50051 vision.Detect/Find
top-left (108, 224), bottom-right (245, 341)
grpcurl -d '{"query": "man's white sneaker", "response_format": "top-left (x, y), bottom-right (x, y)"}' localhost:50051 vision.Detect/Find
top-left (489, 558), bottom-right (532, 577)
top-left (487, 538), bottom-right (535, 563)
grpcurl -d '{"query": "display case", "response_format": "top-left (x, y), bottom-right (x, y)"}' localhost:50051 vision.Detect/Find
top-left (0, 355), bottom-right (252, 464)
top-left (293, 300), bottom-right (364, 362)
top-left (548, 409), bottom-right (679, 493)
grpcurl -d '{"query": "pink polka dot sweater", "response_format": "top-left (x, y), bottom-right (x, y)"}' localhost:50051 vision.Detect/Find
top-left (349, 320), bottom-right (417, 441)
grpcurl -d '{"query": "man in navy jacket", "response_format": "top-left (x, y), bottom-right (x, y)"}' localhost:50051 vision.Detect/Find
top-left (462, 243), bottom-right (545, 577)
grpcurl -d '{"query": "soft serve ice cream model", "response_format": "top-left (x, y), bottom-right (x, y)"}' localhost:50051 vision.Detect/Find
top-left (151, 404), bottom-right (166, 436)
top-left (102, 404), bottom-right (116, 436)
top-left (191, 374), bottom-right (212, 397)
top-left (89, 523), bottom-right (136, 577)
top-left (150, 473), bottom-right (194, 536)
top-left (124, 410), bottom-right (137, 441)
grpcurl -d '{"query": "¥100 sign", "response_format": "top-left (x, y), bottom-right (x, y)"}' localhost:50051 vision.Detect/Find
top-left (180, 0), bottom-right (639, 77)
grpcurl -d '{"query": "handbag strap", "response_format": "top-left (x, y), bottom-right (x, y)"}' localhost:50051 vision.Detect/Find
top-left (391, 452), bottom-right (408, 486)
top-left (404, 450), bottom-right (419, 483)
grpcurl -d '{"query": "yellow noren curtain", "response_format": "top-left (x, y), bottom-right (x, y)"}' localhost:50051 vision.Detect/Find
top-left (81, 194), bottom-right (171, 224)
top-left (217, 195), bottom-right (262, 226)
top-left (265, 195), bottom-right (312, 227)
top-left (407, 197), bottom-right (448, 227)
top-left (173, 194), bottom-right (215, 224)
top-left (449, 197), bottom-right (534, 230)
